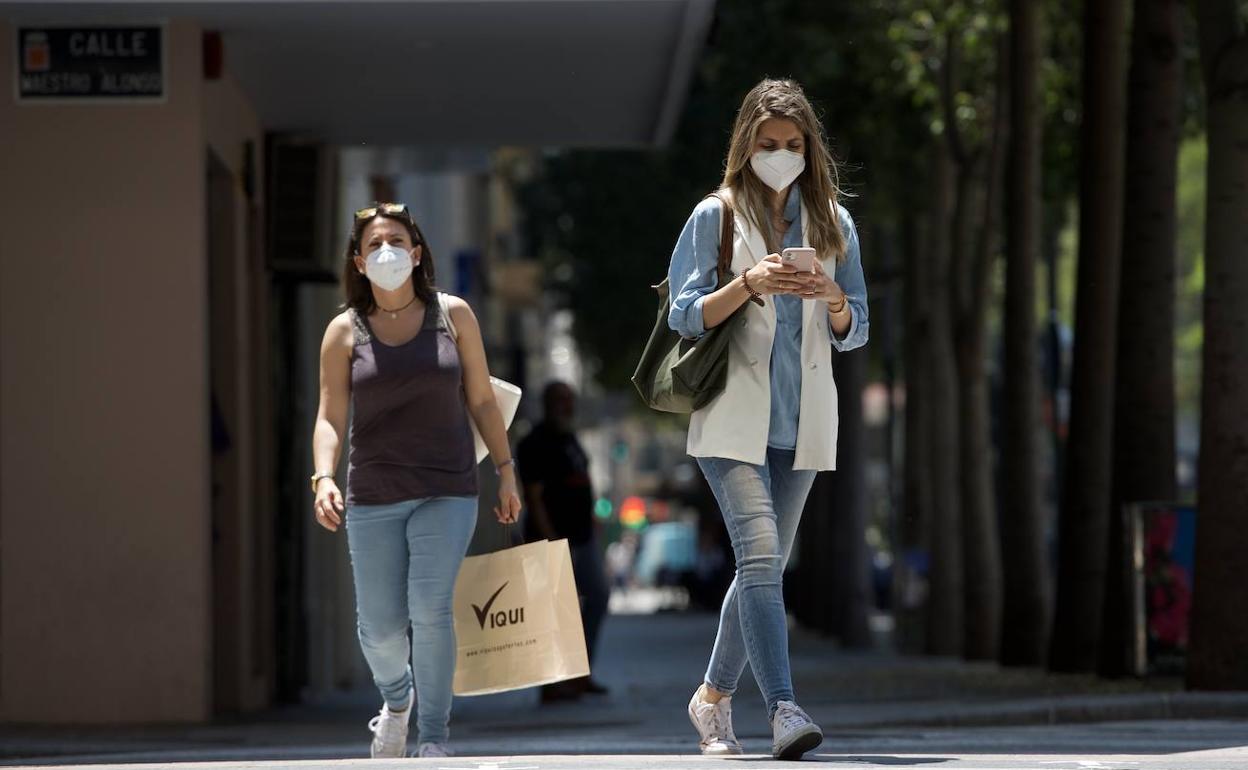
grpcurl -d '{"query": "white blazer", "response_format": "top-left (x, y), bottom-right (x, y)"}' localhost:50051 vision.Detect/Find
top-left (687, 198), bottom-right (840, 471)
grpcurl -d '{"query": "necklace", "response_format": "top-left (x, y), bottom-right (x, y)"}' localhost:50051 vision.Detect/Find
top-left (377, 295), bottom-right (418, 320)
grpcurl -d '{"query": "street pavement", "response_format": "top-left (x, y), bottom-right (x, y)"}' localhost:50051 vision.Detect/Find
top-left (2, 609), bottom-right (1246, 768)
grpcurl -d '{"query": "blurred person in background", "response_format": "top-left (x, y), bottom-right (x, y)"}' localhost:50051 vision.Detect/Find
top-left (665, 78), bottom-right (869, 760)
top-left (518, 381), bottom-right (612, 702)
top-left (606, 530), bottom-right (640, 590)
top-left (311, 203), bottom-right (522, 759)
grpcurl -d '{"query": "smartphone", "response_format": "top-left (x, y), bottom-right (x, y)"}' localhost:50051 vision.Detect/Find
top-left (782, 247), bottom-right (817, 273)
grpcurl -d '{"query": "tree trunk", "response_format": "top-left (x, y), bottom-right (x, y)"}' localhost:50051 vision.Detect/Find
top-left (793, 267), bottom-right (872, 647)
top-left (876, 220), bottom-right (903, 642)
top-left (1101, 0), bottom-right (1183, 678)
top-left (950, 32), bottom-right (1008, 663)
top-left (1050, 0), bottom-right (1131, 673)
top-left (827, 345), bottom-right (873, 648)
top-left (898, 215), bottom-right (934, 655)
top-left (1000, 0), bottom-right (1050, 667)
top-left (794, 471), bottom-right (836, 632)
top-left (1188, 0), bottom-right (1248, 691)
top-left (951, 164), bottom-right (998, 661)
top-left (925, 144), bottom-right (965, 657)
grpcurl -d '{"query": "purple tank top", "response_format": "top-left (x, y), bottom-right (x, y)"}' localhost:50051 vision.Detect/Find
top-left (346, 301), bottom-right (478, 505)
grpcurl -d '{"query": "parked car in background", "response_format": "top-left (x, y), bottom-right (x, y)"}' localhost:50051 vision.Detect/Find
top-left (633, 521), bottom-right (698, 588)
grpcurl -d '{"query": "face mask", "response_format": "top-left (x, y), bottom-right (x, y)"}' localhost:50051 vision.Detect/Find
top-left (363, 243), bottom-right (414, 291)
top-left (750, 149), bottom-right (806, 192)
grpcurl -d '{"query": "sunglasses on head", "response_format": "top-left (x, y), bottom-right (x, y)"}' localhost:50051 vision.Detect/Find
top-left (354, 202), bottom-right (413, 224)
top-left (353, 203), bottom-right (423, 251)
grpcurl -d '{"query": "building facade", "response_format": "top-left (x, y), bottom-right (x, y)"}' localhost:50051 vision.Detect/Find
top-left (0, 0), bottom-right (712, 723)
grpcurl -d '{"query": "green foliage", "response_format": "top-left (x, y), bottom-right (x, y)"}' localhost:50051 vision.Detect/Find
top-left (1040, 0), bottom-right (1083, 205)
top-left (519, 150), bottom-right (707, 390)
top-left (516, 0), bottom-right (1205, 393)
top-left (878, 0), bottom-right (1005, 148)
top-left (1045, 137), bottom-right (1207, 420)
top-left (1175, 136), bottom-right (1207, 413)
top-left (518, 0), bottom-right (937, 389)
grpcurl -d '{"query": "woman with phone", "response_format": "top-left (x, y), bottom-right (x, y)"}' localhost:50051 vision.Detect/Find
top-left (311, 203), bottom-right (522, 759)
top-left (667, 78), bottom-right (868, 760)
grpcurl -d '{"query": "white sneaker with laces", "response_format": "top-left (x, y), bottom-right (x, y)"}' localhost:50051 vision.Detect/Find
top-left (687, 684), bottom-right (744, 755)
top-left (416, 742), bottom-right (452, 758)
top-left (367, 687), bottom-right (413, 759)
top-left (771, 700), bottom-right (823, 760)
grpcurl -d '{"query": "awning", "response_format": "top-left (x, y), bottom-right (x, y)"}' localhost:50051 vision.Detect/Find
top-left (4, 0), bottom-right (716, 147)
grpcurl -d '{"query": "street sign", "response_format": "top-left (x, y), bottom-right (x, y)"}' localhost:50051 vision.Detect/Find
top-left (16, 26), bottom-right (164, 102)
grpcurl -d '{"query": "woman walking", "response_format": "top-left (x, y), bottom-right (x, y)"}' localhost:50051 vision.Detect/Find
top-left (667, 79), bottom-right (869, 760)
top-left (311, 203), bottom-right (522, 759)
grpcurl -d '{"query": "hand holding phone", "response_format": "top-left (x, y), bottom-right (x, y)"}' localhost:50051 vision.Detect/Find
top-left (781, 247), bottom-right (817, 274)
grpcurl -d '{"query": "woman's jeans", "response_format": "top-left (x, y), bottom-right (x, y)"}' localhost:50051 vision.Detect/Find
top-left (346, 496), bottom-right (478, 745)
top-left (697, 447), bottom-right (816, 717)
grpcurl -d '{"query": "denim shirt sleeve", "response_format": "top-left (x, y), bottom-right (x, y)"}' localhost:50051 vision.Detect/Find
top-left (828, 205), bottom-right (870, 352)
top-left (667, 197), bottom-right (725, 339)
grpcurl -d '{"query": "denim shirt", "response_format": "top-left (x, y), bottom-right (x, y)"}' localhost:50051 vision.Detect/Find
top-left (666, 185), bottom-right (870, 450)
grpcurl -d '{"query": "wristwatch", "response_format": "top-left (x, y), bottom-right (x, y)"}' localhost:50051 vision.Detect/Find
top-left (310, 472), bottom-right (334, 493)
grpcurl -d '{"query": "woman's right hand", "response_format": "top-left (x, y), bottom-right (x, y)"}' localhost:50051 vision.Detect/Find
top-left (314, 478), bottom-right (345, 533)
top-left (746, 254), bottom-right (816, 295)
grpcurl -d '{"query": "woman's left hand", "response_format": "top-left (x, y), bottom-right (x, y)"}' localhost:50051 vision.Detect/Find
top-left (799, 259), bottom-right (847, 309)
top-left (495, 470), bottom-right (522, 524)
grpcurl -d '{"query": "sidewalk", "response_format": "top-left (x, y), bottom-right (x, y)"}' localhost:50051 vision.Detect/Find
top-left (3, 610), bottom-right (1247, 765)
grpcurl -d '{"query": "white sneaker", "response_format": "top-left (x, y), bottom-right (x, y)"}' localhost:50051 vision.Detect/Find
top-left (416, 742), bottom-right (453, 758)
top-left (771, 700), bottom-right (823, 760)
top-left (367, 687), bottom-right (413, 759)
top-left (687, 684), bottom-right (744, 755)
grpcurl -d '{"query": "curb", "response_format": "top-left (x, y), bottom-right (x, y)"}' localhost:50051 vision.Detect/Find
top-left (855, 692), bottom-right (1248, 729)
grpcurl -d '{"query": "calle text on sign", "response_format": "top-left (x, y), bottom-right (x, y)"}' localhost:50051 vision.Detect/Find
top-left (17, 26), bottom-right (164, 102)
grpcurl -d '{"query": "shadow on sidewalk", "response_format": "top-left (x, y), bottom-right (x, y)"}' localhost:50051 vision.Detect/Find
top-left (2, 612), bottom-right (1246, 765)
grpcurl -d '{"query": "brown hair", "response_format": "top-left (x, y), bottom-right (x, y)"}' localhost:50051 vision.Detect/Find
top-left (721, 78), bottom-right (848, 263)
top-left (342, 208), bottom-right (437, 314)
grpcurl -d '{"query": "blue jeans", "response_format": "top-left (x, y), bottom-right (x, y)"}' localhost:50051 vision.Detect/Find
top-left (346, 496), bottom-right (477, 745)
top-left (697, 447), bottom-right (816, 717)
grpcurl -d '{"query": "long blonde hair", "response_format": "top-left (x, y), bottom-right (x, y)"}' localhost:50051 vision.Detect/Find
top-left (721, 78), bottom-right (847, 263)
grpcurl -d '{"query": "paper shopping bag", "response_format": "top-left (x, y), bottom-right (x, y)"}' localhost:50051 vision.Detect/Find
top-left (452, 538), bottom-right (591, 696)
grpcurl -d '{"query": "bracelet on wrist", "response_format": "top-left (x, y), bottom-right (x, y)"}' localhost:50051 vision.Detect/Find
top-left (494, 458), bottom-right (517, 476)
top-left (739, 272), bottom-right (765, 306)
top-left (310, 472), bottom-right (334, 493)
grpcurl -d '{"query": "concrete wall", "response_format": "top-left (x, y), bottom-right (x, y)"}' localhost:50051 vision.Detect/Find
top-left (203, 70), bottom-right (272, 714)
top-left (0, 20), bottom-right (261, 723)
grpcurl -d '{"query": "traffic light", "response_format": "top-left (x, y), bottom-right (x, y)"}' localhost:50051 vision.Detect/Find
top-left (619, 496), bottom-right (647, 529)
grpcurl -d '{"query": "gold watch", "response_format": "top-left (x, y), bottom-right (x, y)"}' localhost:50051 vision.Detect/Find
top-left (310, 472), bottom-right (334, 493)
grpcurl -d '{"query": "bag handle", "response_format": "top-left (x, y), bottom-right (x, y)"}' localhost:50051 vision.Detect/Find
top-left (705, 191), bottom-right (735, 285)
top-left (438, 292), bottom-right (458, 341)
top-left (705, 191), bottom-right (762, 305)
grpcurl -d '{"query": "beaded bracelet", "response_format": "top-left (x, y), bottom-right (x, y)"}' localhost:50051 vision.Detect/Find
top-left (739, 272), bottom-right (765, 306)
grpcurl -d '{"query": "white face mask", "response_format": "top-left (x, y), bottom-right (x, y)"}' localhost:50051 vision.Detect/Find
top-left (363, 243), bottom-right (415, 292)
top-left (750, 149), bottom-right (806, 192)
